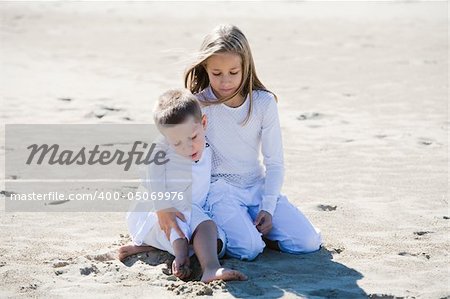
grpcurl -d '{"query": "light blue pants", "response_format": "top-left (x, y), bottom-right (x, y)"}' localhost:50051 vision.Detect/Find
top-left (205, 179), bottom-right (322, 261)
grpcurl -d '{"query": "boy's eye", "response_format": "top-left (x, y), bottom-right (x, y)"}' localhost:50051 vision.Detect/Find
top-left (173, 141), bottom-right (181, 147)
top-left (191, 135), bottom-right (197, 140)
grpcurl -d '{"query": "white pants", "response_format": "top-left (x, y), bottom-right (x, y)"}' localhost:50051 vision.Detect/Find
top-left (205, 179), bottom-right (322, 261)
top-left (128, 204), bottom-right (226, 258)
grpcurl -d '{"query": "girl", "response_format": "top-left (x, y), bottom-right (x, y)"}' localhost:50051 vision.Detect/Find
top-left (184, 24), bottom-right (322, 261)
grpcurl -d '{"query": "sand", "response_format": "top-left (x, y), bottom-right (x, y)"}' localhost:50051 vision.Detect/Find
top-left (0, 1), bottom-right (448, 298)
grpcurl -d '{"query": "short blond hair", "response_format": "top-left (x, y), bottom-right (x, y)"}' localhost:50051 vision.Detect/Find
top-left (153, 89), bottom-right (202, 130)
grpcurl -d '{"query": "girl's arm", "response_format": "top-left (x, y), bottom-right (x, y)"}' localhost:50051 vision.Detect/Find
top-left (260, 96), bottom-right (284, 216)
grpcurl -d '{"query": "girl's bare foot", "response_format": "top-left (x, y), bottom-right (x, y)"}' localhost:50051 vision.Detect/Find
top-left (201, 267), bottom-right (247, 283)
top-left (263, 237), bottom-right (281, 251)
top-left (172, 255), bottom-right (191, 279)
top-left (118, 244), bottom-right (154, 262)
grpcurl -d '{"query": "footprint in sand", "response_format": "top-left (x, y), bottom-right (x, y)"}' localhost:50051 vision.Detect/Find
top-left (79, 264), bottom-right (99, 276)
top-left (58, 97), bottom-right (72, 102)
top-left (398, 251), bottom-right (430, 260)
top-left (418, 138), bottom-right (434, 146)
top-left (99, 104), bottom-right (122, 112)
top-left (413, 231), bottom-right (433, 236)
top-left (166, 281), bottom-right (221, 296)
top-left (85, 111), bottom-right (106, 119)
top-left (413, 231), bottom-right (434, 240)
top-left (46, 200), bottom-right (70, 206)
top-left (317, 204), bottom-right (337, 211)
top-left (85, 251), bottom-right (116, 262)
top-left (227, 281), bottom-right (265, 296)
top-left (54, 269), bottom-right (66, 276)
top-left (0, 190), bottom-right (17, 197)
top-left (19, 283), bottom-right (39, 292)
top-left (297, 112), bottom-right (322, 121)
top-left (52, 260), bottom-right (71, 268)
top-left (331, 247), bottom-right (345, 254)
top-left (417, 137), bottom-right (442, 147)
top-left (368, 294), bottom-right (404, 299)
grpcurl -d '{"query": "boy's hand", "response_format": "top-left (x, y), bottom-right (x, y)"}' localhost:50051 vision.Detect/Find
top-left (156, 208), bottom-right (186, 240)
top-left (254, 210), bottom-right (273, 236)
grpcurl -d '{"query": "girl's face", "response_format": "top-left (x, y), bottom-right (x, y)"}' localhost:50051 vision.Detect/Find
top-left (205, 53), bottom-right (243, 99)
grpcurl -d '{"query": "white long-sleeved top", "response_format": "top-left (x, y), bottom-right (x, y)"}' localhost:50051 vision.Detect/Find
top-left (127, 137), bottom-right (212, 245)
top-left (197, 86), bottom-right (284, 216)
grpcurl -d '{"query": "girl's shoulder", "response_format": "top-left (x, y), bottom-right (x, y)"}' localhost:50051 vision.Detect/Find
top-left (253, 89), bottom-right (276, 102)
top-left (252, 89), bottom-right (278, 112)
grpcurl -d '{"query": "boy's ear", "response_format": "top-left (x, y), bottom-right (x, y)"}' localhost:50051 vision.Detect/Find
top-left (201, 114), bottom-right (208, 130)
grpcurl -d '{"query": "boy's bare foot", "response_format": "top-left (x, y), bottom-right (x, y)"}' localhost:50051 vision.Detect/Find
top-left (172, 254), bottom-right (191, 279)
top-left (201, 267), bottom-right (247, 283)
top-left (118, 244), bottom-right (154, 262)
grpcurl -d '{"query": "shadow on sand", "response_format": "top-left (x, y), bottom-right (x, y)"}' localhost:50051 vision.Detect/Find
top-left (220, 247), bottom-right (366, 298)
top-left (122, 246), bottom-right (367, 298)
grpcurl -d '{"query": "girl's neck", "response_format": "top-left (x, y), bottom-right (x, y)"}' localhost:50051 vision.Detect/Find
top-left (223, 94), bottom-right (245, 108)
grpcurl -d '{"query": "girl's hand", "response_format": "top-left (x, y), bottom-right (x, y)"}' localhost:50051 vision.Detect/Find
top-left (156, 208), bottom-right (186, 240)
top-left (254, 210), bottom-right (273, 236)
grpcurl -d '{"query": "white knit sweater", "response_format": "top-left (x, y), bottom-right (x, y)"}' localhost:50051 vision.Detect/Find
top-left (197, 86), bottom-right (284, 215)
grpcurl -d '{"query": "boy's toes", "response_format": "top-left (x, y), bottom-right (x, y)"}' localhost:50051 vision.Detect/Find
top-left (172, 261), bottom-right (181, 277)
top-left (182, 265), bottom-right (192, 279)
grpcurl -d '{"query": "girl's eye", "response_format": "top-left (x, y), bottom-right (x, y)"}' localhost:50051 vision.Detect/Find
top-left (174, 142), bottom-right (181, 147)
top-left (230, 72), bottom-right (239, 75)
top-left (191, 135), bottom-right (197, 140)
top-left (212, 73), bottom-right (221, 76)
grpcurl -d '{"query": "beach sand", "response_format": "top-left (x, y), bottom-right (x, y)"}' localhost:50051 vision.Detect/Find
top-left (0, 2), bottom-right (448, 298)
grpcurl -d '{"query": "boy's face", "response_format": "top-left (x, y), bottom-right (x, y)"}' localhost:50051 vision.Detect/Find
top-left (162, 115), bottom-right (207, 161)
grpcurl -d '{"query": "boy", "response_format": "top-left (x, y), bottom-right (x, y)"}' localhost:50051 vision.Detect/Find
top-left (119, 89), bottom-right (246, 282)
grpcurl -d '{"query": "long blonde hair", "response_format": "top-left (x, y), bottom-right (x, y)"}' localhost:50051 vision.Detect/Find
top-left (184, 24), bottom-right (277, 125)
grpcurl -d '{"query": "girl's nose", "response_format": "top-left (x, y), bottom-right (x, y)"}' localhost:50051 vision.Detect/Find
top-left (221, 75), bottom-right (231, 84)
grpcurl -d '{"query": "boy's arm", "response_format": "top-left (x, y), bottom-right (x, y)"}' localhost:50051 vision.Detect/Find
top-left (156, 208), bottom-right (187, 240)
top-left (144, 139), bottom-right (188, 240)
